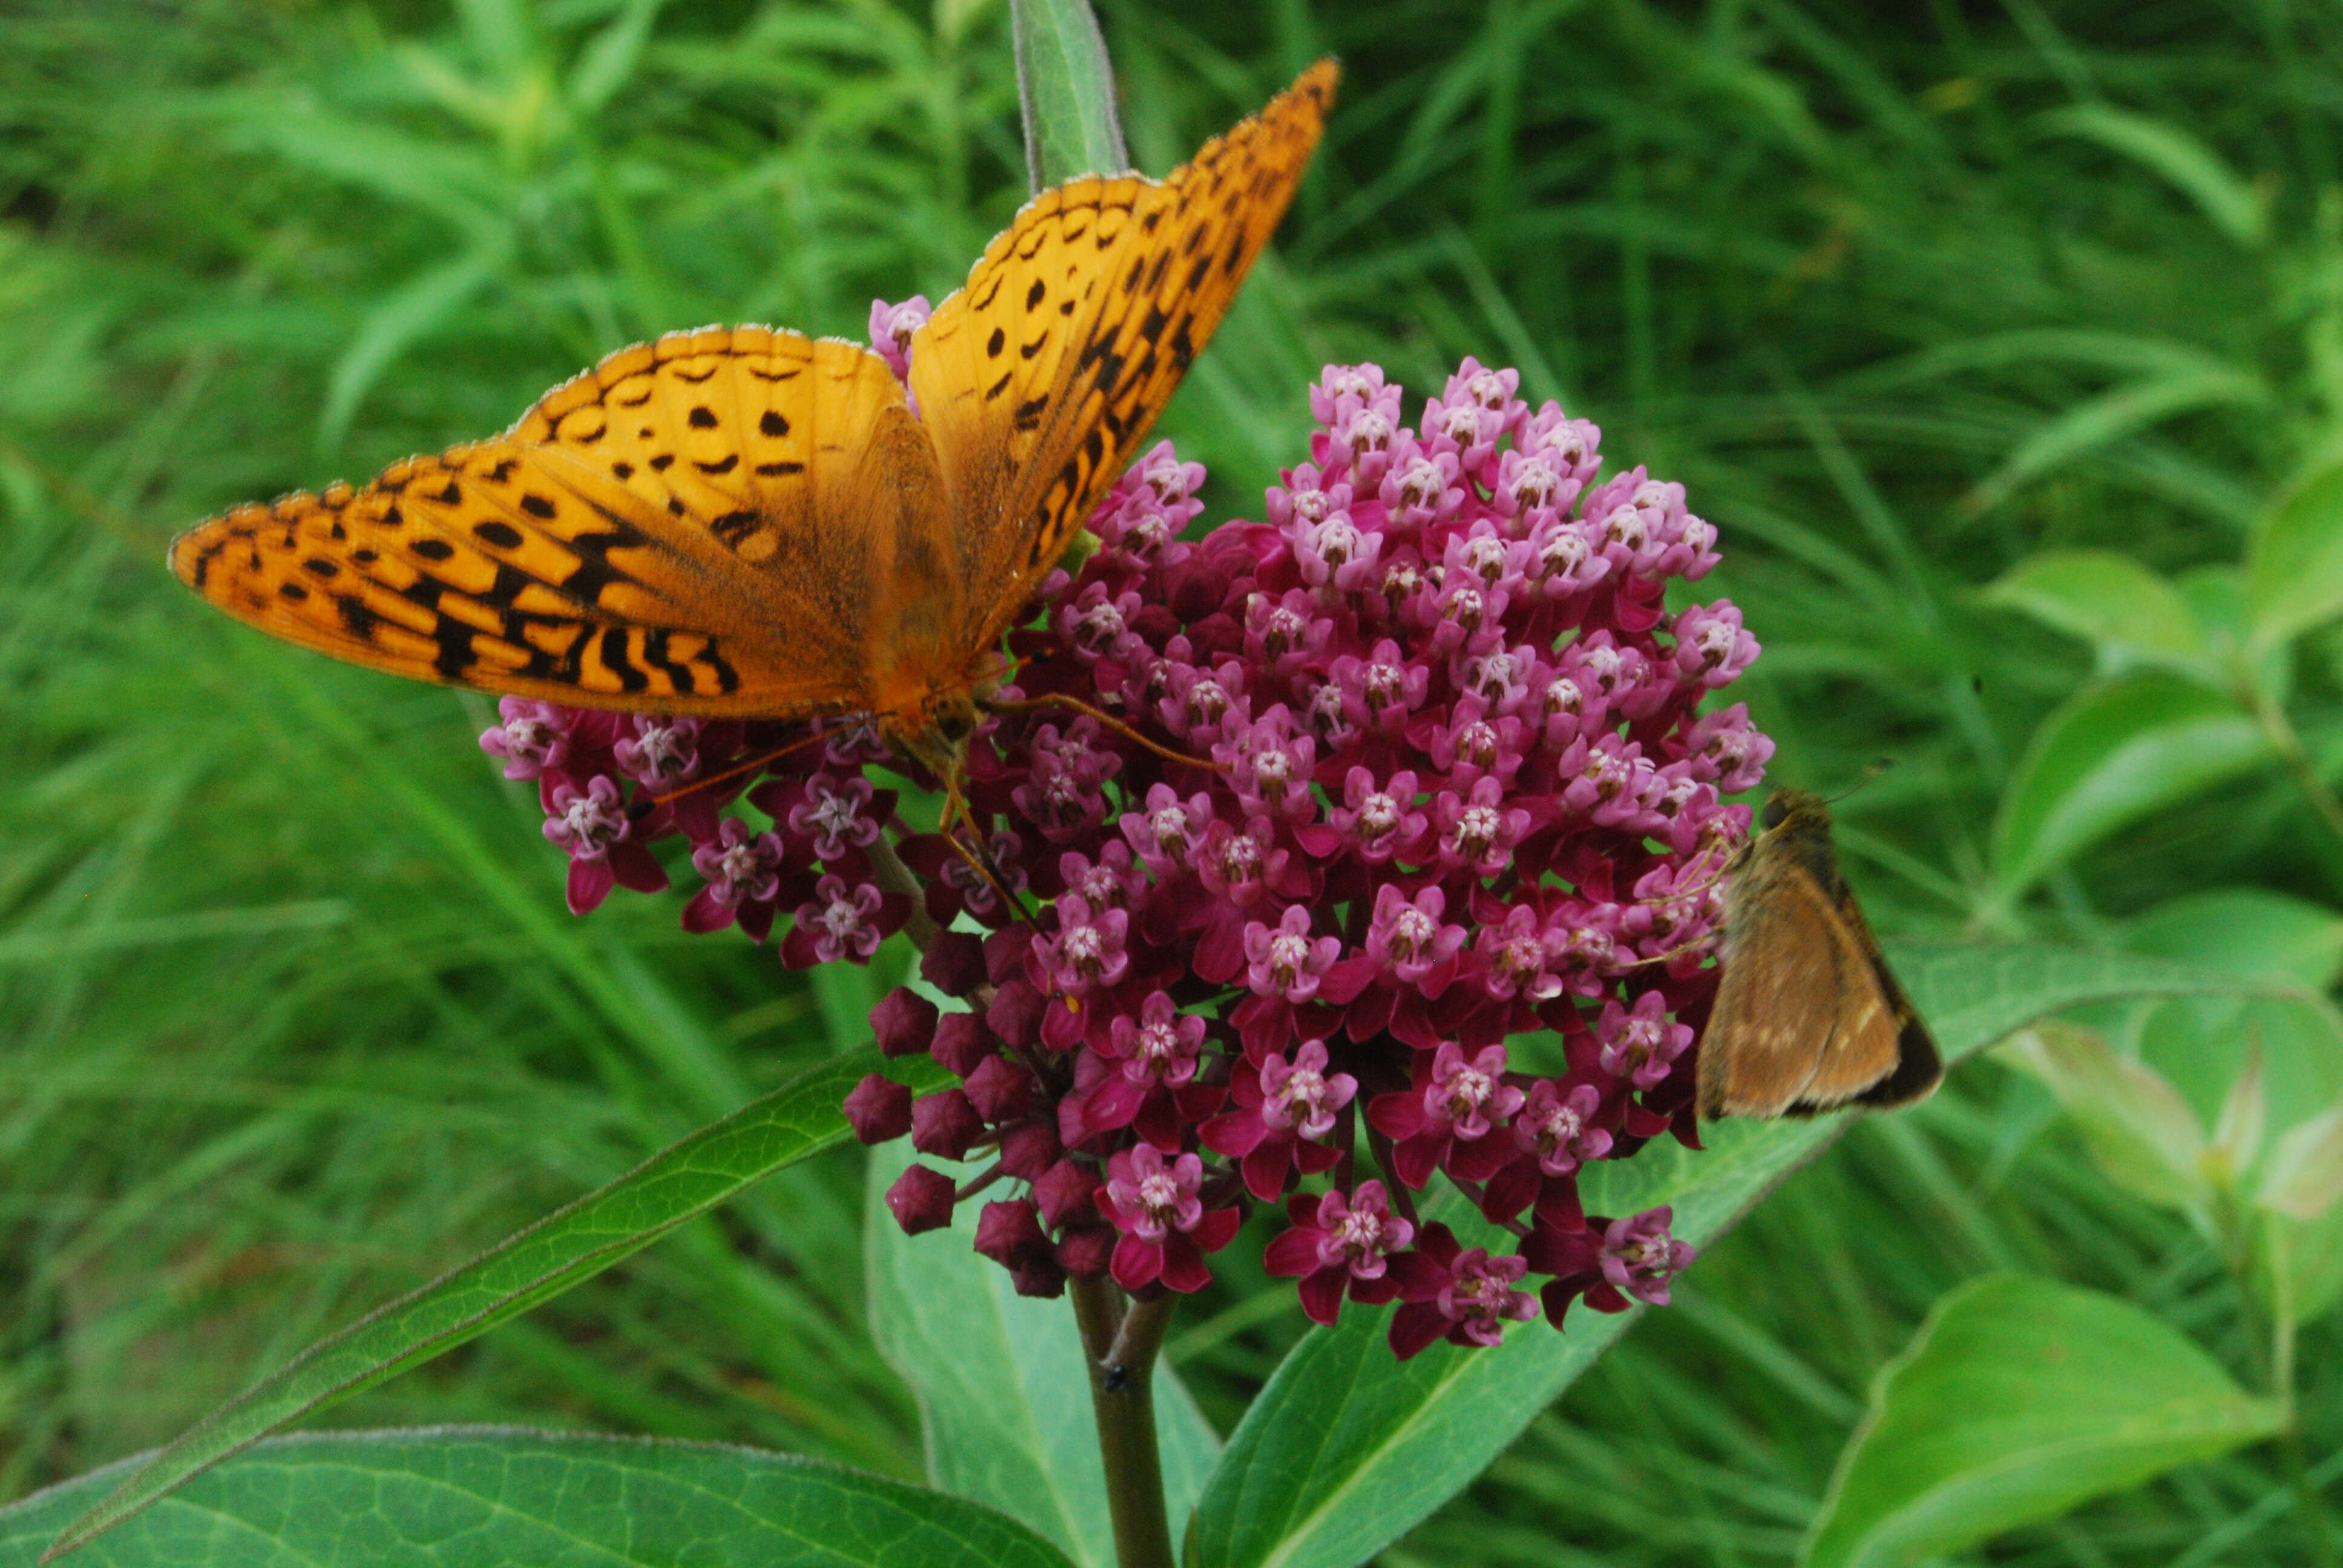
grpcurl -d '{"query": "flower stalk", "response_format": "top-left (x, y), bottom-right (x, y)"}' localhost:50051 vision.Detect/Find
top-left (1069, 1278), bottom-right (1179, 1568)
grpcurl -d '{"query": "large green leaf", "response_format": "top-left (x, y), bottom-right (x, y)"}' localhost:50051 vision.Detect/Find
top-left (1990, 675), bottom-right (2272, 901)
top-left (2247, 456), bottom-right (2343, 653)
top-left (9, 1430), bottom-right (1072, 1568)
top-left (1800, 1276), bottom-right (2284, 1568)
top-left (1185, 942), bottom-right (2270, 1568)
top-left (866, 1142), bottom-right (1219, 1566)
top-left (46, 1049), bottom-right (948, 1563)
top-left (1982, 549), bottom-right (2210, 674)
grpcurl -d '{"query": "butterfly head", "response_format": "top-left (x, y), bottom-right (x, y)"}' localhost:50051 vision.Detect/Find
top-left (884, 687), bottom-right (983, 795)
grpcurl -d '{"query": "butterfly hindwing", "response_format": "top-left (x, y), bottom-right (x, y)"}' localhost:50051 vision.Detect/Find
top-left (908, 60), bottom-right (1338, 663)
top-left (171, 327), bottom-right (922, 719)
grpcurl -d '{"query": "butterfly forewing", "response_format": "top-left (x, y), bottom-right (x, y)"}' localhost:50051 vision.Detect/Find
top-left (908, 60), bottom-right (1339, 664)
top-left (171, 327), bottom-right (917, 719)
top-left (1699, 792), bottom-right (1940, 1120)
top-left (1701, 860), bottom-right (1855, 1120)
top-left (171, 67), bottom-right (1339, 736)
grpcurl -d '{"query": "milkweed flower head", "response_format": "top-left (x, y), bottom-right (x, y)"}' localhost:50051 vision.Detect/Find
top-left (479, 315), bottom-right (1766, 1356)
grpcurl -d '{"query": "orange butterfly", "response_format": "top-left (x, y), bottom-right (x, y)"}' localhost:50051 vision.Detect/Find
top-left (172, 62), bottom-right (1338, 807)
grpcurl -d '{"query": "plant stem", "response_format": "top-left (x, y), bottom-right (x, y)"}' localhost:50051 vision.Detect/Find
top-left (2244, 682), bottom-right (2343, 862)
top-left (1068, 1278), bottom-right (1179, 1568)
top-left (2263, 1228), bottom-right (2341, 1568)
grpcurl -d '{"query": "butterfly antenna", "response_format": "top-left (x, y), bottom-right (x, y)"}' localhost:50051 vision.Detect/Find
top-left (986, 691), bottom-right (1220, 774)
top-left (1822, 758), bottom-right (1897, 806)
top-left (648, 723), bottom-right (842, 809)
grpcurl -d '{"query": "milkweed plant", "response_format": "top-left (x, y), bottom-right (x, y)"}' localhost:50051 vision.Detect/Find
top-left (59, 8), bottom-right (2335, 1568)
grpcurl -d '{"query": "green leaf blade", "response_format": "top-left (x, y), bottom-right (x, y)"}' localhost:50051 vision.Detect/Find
top-left (1800, 1276), bottom-right (2285, 1568)
top-left (45, 1049), bottom-right (945, 1564)
top-left (1981, 549), bottom-right (2209, 671)
top-left (2247, 457), bottom-right (2343, 652)
top-left (1991, 675), bottom-right (2273, 900)
top-left (9, 1430), bottom-right (1075, 1568)
top-left (1011, 0), bottom-right (1127, 190)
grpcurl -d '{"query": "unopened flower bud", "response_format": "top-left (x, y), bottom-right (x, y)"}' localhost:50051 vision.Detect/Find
top-left (974, 1198), bottom-right (1047, 1269)
top-left (911, 1088), bottom-right (985, 1160)
top-left (929, 1013), bottom-right (997, 1079)
top-left (885, 1163), bottom-right (956, 1235)
top-left (964, 1055), bottom-right (1037, 1122)
top-left (1034, 1159), bottom-right (1100, 1228)
top-left (870, 987), bottom-right (939, 1059)
top-left (922, 931), bottom-right (989, 998)
top-left (844, 1073), bottom-right (913, 1145)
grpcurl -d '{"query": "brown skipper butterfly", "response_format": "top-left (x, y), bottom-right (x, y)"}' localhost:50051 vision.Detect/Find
top-left (1698, 790), bottom-right (1942, 1120)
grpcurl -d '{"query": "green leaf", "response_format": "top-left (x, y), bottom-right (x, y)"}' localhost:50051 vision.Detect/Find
top-left (2247, 456), bottom-right (2343, 653)
top-left (1981, 550), bottom-right (2209, 673)
top-left (1962, 368), bottom-right (2269, 518)
top-left (2260, 1104), bottom-right (2343, 1222)
top-left (1990, 675), bottom-right (2272, 900)
top-left (2036, 105), bottom-right (2270, 248)
top-left (8, 1430), bottom-right (1074, 1568)
top-left (2124, 887), bottom-right (2343, 993)
top-left (1994, 1022), bottom-right (2209, 1212)
top-left (865, 1141), bottom-right (1219, 1567)
top-left (1011, 0), bottom-right (1127, 191)
top-left (1185, 942), bottom-right (2267, 1568)
top-left (45, 1048), bottom-right (948, 1564)
top-left (1800, 1276), bottom-right (2286, 1568)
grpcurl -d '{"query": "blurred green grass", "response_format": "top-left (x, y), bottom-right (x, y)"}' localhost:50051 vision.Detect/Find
top-left (2, 1), bottom-right (2339, 1563)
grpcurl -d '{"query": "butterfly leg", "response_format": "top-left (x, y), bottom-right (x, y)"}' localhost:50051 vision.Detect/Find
top-left (984, 691), bottom-right (1220, 773)
top-left (934, 771), bottom-right (1031, 924)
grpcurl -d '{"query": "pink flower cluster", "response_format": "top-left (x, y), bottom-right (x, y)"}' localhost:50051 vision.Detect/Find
top-left (485, 310), bottom-right (1771, 1358)
top-left (477, 698), bottom-right (913, 967)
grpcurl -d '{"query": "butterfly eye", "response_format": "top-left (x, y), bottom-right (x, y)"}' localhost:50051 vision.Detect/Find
top-left (1760, 796), bottom-right (1789, 831)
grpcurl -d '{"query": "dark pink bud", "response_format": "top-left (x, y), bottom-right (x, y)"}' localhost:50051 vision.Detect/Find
top-left (998, 1120), bottom-right (1062, 1180)
top-left (964, 1054), bottom-right (1037, 1122)
top-left (1012, 1250), bottom-right (1070, 1298)
top-left (931, 1012), bottom-right (997, 1078)
top-left (985, 927), bottom-right (1033, 985)
top-left (885, 1163), bottom-right (956, 1235)
top-left (1033, 1158), bottom-right (1099, 1228)
top-left (911, 1088), bottom-right (985, 1160)
top-left (1055, 1223), bottom-right (1117, 1279)
top-left (974, 1198), bottom-right (1048, 1269)
top-left (922, 931), bottom-right (989, 998)
top-left (988, 978), bottom-right (1047, 1049)
top-left (843, 1072), bottom-right (911, 1144)
top-left (870, 986), bottom-right (940, 1059)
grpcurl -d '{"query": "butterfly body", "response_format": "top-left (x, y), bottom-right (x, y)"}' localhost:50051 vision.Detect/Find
top-left (170, 64), bottom-right (1340, 797)
top-left (1698, 790), bottom-right (1942, 1120)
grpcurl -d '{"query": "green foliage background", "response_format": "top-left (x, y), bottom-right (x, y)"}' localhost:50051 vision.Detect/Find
top-left (2, 0), bottom-right (2340, 1563)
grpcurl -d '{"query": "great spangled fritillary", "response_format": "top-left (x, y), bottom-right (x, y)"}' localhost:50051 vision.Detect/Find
top-left (170, 61), bottom-right (1339, 792)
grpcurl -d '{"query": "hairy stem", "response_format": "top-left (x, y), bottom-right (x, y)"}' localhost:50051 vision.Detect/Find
top-left (1068, 1279), bottom-right (1179, 1568)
